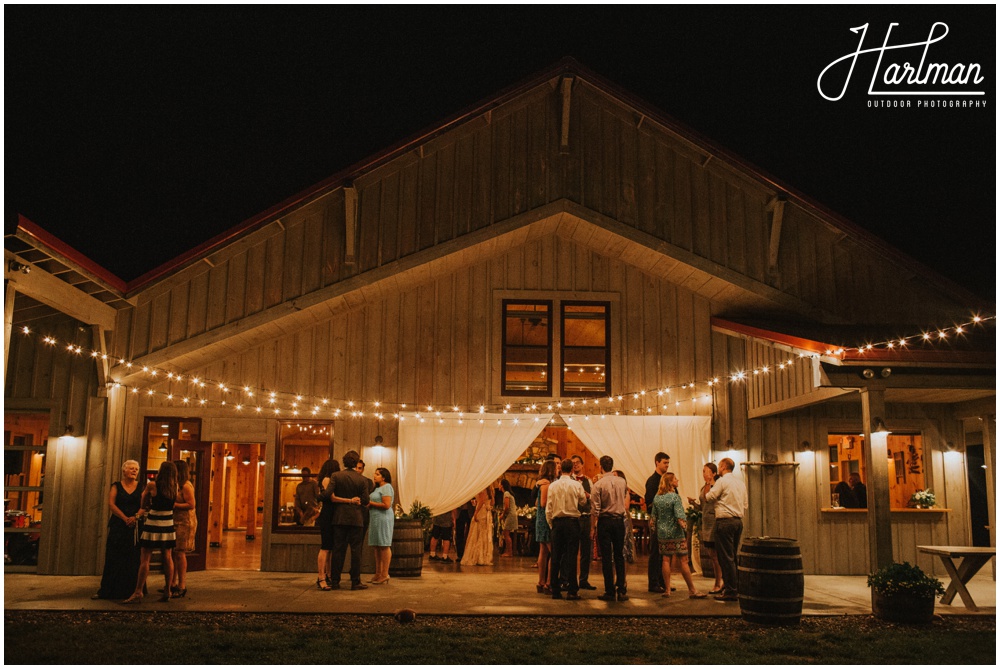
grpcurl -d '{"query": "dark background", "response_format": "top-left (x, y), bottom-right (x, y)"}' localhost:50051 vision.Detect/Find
top-left (6, 6), bottom-right (995, 300)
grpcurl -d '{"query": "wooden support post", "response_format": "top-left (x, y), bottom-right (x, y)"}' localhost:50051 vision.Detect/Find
top-left (245, 443), bottom-right (259, 540)
top-left (209, 444), bottom-right (226, 547)
top-left (90, 324), bottom-right (110, 396)
top-left (981, 414), bottom-right (996, 558)
top-left (766, 197), bottom-right (785, 272)
top-left (861, 386), bottom-right (894, 571)
top-left (4, 281), bottom-right (15, 390)
top-left (559, 76), bottom-right (574, 153)
top-left (344, 184), bottom-right (358, 265)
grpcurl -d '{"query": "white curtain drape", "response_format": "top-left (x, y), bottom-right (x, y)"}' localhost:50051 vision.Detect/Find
top-left (562, 415), bottom-right (712, 501)
top-left (397, 413), bottom-right (554, 514)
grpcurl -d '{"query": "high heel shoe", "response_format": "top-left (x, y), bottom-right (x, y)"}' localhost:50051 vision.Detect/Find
top-left (157, 591), bottom-right (171, 602)
top-left (171, 588), bottom-right (188, 598)
top-left (122, 593), bottom-right (143, 604)
top-left (316, 579), bottom-right (332, 591)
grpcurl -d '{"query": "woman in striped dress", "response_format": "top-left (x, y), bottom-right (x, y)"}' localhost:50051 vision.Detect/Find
top-left (123, 461), bottom-right (178, 604)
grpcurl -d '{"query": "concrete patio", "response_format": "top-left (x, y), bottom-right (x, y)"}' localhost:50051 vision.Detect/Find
top-left (5, 555), bottom-right (995, 617)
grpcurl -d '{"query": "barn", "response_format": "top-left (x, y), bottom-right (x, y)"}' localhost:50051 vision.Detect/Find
top-left (5, 60), bottom-right (994, 578)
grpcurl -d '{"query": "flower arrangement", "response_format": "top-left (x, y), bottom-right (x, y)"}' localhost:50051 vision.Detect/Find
top-left (685, 505), bottom-right (703, 534)
top-left (910, 489), bottom-right (936, 508)
top-left (867, 561), bottom-right (945, 598)
top-left (516, 504), bottom-right (536, 520)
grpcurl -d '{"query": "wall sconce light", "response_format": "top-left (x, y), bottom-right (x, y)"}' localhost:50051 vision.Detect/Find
top-left (158, 441), bottom-right (168, 453)
top-left (241, 455), bottom-right (251, 465)
top-left (880, 367), bottom-right (892, 378)
top-left (861, 368), bottom-right (875, 379)
top-left (258, 456), bottom-right (266, 466)
top-left (797, 440), bottom-right (811, 452)
top-left (59, 425), bottom-right (75, 443)
top-left (872, 418), bottom-right (891, 436)
top-left (945, 441), bottom-right (958, 452)
top-left (8, 260), bottom-right (31, 274)
top-left (225, 450), bottom-right (235, 461)
top-left (282, 461), bottom-right (289, 470)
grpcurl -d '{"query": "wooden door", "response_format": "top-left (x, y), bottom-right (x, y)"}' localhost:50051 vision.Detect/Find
top-left (170, 440), bottom-right (212, 571)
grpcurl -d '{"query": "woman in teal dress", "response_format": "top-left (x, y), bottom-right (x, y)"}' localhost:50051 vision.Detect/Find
top-left (367, 468), bottom-right (394, 584)
top-left (649, 473), bottom-right (706, 599)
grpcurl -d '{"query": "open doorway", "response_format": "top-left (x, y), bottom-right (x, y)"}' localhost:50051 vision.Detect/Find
top-left (143, 418), bottom-right (263, 570)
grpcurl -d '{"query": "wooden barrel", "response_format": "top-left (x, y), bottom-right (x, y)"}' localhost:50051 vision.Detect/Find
top-left (737, 537), bottom-right (804, 625)
top-left (388, 519), bottom-right (424, 577)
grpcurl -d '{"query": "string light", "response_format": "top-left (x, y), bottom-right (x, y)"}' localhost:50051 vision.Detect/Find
top-left (15, 314), bottom-right (992, 423)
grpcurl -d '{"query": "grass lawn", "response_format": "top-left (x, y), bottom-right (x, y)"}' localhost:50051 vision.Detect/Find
top-left (5, 611), bottom-right (995, 664)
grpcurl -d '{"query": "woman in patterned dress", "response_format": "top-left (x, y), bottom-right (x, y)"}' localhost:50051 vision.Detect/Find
top-left (123, 461), bottom-right (177, 604)
top-left (169, 459), bottom-right (196, 598)
top-left (367, 467), bottom-right (395, 584)
top-left (649, 473), bottom-right (706, 599)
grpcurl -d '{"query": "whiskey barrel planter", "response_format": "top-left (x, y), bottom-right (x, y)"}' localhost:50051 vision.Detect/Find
top-left (737, 537), bottom-right (804, 625)
top-left (388, 519), bottom-right (424, 577)
top-left (872, 590), bottom-right (935, 623)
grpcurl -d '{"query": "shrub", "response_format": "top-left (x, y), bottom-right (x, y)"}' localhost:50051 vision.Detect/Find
top-left (867, 561), bottom-right (945, 598)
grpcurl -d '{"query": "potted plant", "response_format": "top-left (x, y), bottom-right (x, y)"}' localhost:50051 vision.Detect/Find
top-left (910, 489), bottom-right (936, 509)
top-left (868, 561), bottom-right (945, 623)
top-left (389, 501), bottom-right (433, 577)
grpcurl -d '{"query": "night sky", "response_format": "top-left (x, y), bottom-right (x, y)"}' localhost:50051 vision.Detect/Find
top-left (7, 6), bottom-right (995, 301)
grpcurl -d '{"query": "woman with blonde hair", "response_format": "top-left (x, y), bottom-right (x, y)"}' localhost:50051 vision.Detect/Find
top-left (93, 460), bottom-right (145, 600)
top-left (649, 472), bottom-right (706, 599)
top-left (461, 485), bottom-right (495, 566)
top-left (168, 459), bottom-right (196, 598)
top-left (123, 461), bottom-right (178, 604)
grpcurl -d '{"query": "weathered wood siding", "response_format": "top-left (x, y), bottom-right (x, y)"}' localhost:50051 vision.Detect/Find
top-left (746, 402), bottom-right (971, 576)
top-left (4, 318), bottom-right (126, 575)
top-left (117, 77), bottom-right (970, 364)
top-left (127, 235), bottom-right (718, 570)
top-left (744, 340), bottom-right (817, 413)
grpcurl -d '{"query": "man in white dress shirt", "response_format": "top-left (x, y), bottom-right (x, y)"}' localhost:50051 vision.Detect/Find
top-left (705, 457), bottom-right (748, 601)
top-left (546, 459), bottom-right (588, 600)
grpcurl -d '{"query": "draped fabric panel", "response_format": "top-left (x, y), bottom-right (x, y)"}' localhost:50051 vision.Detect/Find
top-left (562, 415), bottom-right (712, 501)
top-left (397, 413), bottom-right (555, 514)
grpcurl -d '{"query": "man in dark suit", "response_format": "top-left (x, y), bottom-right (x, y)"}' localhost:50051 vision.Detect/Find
top-left (325, 449), bottom-right (370, 590)
top-left (571, 454), bottom-right (596, 590)
top-left (645, 451), bottom-right (670, 593)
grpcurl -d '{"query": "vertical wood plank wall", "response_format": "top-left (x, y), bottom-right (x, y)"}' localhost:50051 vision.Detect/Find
top-left (4, 318), bottom-right (124, 575)
top-left (126, 237), bottom-right (717, 570)
top-left (115, 79), bottom-right (971, 365)
top-left (747, 402), bottom-right (971, 576)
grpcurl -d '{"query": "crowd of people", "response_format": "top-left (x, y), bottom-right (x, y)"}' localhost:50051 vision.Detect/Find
top-left (93, 443), bottom-right (749, 605)
top-left (92, 458), bottom-right (198, 604)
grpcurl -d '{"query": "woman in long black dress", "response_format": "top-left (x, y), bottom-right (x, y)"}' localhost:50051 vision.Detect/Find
top-left (123, 461), bottom-right (177, 604)
top-left (93, 460), bottom-right (145, 599)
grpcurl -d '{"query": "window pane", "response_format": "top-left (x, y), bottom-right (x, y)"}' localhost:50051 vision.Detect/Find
top-left (561, 302), bottom-right (610, 396)
top-left (276, 423), bottom-right (333, 528)
top-left (503, 301), bottom-right (551, 395)
top-left (827, 433), bottom-right (925, 509)
top-left (4, 412), bottom-right (48, 567)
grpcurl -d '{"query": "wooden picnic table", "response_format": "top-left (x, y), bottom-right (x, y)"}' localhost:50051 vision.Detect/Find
top-left (917, 545), bottom-right (996, 611)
